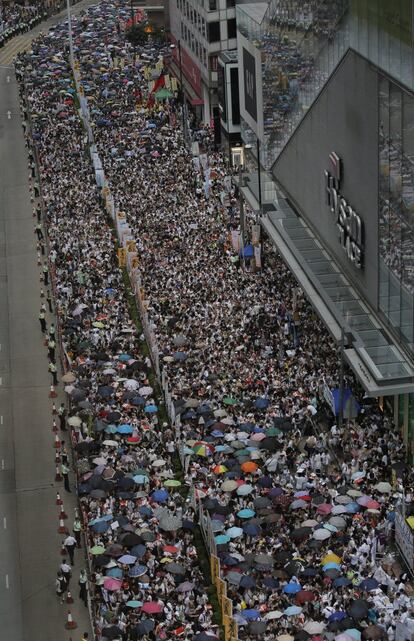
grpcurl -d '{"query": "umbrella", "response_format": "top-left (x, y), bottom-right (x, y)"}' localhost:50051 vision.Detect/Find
top-left (333, 577), bottom-right (352, 588)
top-left (103, 578), bottom-right (122, 591)
top-left (374, 482), bottom-right (392, 493)
top-left (237, 484), bottom-right (254, 496)
top-left (102, 625), bottom-right (123, 640)
top-left (359, 578), bottom-right (379, 591)
top-left (129, 565), bottom-right (148, 578)
top-left (362, 626), bottom-right (386, 640)
top-left (329, 516), bottom-right (347, 529)
top-left (159, 515), bottom-right (182, 531)
top-left (322, 553), bottom-right (341, 565)
top-left (215, 535), bottom-right (230, 545)
top-left (347, 599), bottom-right (369, 619)
top-left (67, 415), bottom-right (82, 427)
top-left (296, 590), bottom-right (315, 604)
top-left (62, 372), bottom-right (77, 383)
top-left (177, 581), bottom-right (195, 592)
top-left (151, 489), bottom-right (169, 502)
top-left (264, 611), bottom-right (283, 620)
top-left (135, 620), bottom-right (155, 636)
top-left (165, 562), bottom-right (185, 574)
top-left (222, 480), bottom-right (238, 492)
top-left (345, 630), bottom-right (361, 641)
top-left (91, 545), bottom-right (106, 555)
top-left (284, 582), bottom-right (302, 594)
top-left (254, 554), bottom-right (274, 567)
top-left (313, 529), bottom-right (331, 540)
top-left (226, 527), bottom-right (243, 538)
top-left (237, 509), bottom-right (255, 519)
top-left (241, 461), bottom-right (258, 473)
top-left (249, 621), bottom-right (267, 635)
top-left (303, 622), bottom-right (326, 634)
top-left (118, 555), bottom-right (136, 565)
top-left (241, 609), bottom-right (260, 620)
top-left (126, 600), bottom-right (143, 608)
top-left (141, 602), bottom-right (163, 614)
top-left (284, 606), bottom-right (302, 616)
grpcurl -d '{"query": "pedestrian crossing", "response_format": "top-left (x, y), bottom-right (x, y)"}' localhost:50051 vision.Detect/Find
top-left (0, 34), bottom-right (34, 67)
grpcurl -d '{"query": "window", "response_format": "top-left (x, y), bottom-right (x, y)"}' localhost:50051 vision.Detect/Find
top-left (209, 54), bottom-right (218, 71)
top-left (226, 0), bottom-right (235, 6)
top-left (208, 0), bottom-right (217, 10)
top-left (230, 66), bottom-right (240, 125)
top-left (208, 21), bottom-right (220, 42)
top-left (227, 17), bottom-right (236, 39)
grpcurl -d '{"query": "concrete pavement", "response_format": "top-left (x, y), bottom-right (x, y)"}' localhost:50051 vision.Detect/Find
top-left (0, 48), bottom-right (92, 641)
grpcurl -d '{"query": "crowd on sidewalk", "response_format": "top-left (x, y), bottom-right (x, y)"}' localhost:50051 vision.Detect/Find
top-left (15, 1), bottom-right (414, 640)
top-left (0, 1), bottom-right (48, 45)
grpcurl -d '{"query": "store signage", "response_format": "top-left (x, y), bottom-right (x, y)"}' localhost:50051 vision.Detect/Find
top-left (325, 152), bottom-right (364, 269)
top-left (243, 48), bottom-right (257, 122)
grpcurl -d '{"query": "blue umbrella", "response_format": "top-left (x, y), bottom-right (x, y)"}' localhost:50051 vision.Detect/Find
top-left (118, 354), bottom-right (132, 361)
top-left (333, 577), bottom-right (352, 588)
top-left (359, 578), bottom-right (379, 591)
top-left (151, 489), bottom-right (169, 502)
top-left (284, 606), bottom-right (302, 616)
top-left (284, 582), bottom-right (302, 594)
top-left (222, 555), bottom-right (240, 566)
top-left (144, 405), bottom-right (158, 413)
top-left (90, 520), bottom-right (110, 533)
top-left (237, 509), bottom-right (255, 519)
top-left (129, 564), bottom-right (148, 577)
top-left (118, 554), bottom-right (137, 565)
top-left (328, 612), bottom-right (347, 621)
top-left (117, 424), bottom-right (133, 434)
top-left (240, 576), bottom-right (256, 588)
top-left (254, 398), bottom-right (269, 409)
top-left (130, 545), bottom-right (146, 558)
top-left (182, 410), bottom-right (197, 420)
top-left (173, 352), bottom-right (187, 361)
top-left (139, 506), bottom-right (153, 517)
top-left (106, 567), bottom-right (123, 578)
top-left (211, 431), bottom-right (225, 438)
top-left (241, 609), bottom-right (260, 620)
top-left (131, 396), bottom-right (146, 406)
top-left (258, 476), bottom-right (272, 488)
top-left (211, 520), bottom-right (225, 532)
top-left (243, 523), bottom-right (261, 536)
top-left (239, 244), bottom-right (254, 258)
top-left (346, 502), bottom-right (361, 513)
top-left (263, 577), bottom-right (279, 589)
top-left (104, 425), bottom-right (118, 434)
top-left (133, 475), bottom-right (149, 484)
top-left (226, 526), bottom-right (243, 538)
top-left (215, 534), bottom-right (230, 545)
top-left (323, 562), bottom-right (341, 571)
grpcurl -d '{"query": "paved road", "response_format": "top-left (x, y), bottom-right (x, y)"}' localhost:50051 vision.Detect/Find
top-left (0, 0), bottom-right (98, 66)
top-left (0, 14), bottom-right (93, 641)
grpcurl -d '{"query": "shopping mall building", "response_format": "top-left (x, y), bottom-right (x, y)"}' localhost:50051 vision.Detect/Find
top-left (235, 0), bottom-right (414, 454)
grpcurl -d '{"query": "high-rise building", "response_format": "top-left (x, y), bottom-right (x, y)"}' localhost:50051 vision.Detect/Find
top-left (237, 0), bottom-right (414, 455)
top-left (168, 0), bottom-right (238, 123)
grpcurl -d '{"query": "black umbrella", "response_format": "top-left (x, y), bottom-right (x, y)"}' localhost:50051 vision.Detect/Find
top-left (90, 489), bottom-right (107, 498)
top-left (165, 562), bottom-right (186, 574)
top-left (259, 438), bottom-right (281, 452)
top-left (285, 560), bottom-right (304, 576)
top-left (253, 497), bottom-right (271, 509)
top-left (193, 634), bottom-right (219, 641)
top-left (135, 620), bottom-right (155, 636)
top-left (102, 625), bottom-right (122, 639)
top-left (249, 621), bottom-right (267, 635)
top-left (295, 631), bottom-right (310, 641)
top-left (92, 554), bottom-right (110, 568)
top-left (348, 599), bottom-right (369, 619)
top-left (121, 533), bottom-right (142, 547)
top-left (75, 441), bottom-right (93, 454)
top-left (290, 527), bottom-right (312, 540)
top-left (107, 411), bottom-right (121, 422)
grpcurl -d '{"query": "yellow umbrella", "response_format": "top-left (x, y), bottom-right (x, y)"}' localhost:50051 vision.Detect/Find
top-left (321, 553), bottom-right (341, 565)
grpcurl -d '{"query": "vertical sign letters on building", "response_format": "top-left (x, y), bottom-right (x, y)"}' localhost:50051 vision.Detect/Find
top-left (243, 48), bottom-right (257, 122)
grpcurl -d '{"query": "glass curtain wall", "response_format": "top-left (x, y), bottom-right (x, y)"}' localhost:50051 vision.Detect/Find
top-left (379, 75), bottom-right (414, 351)
top-left (237, 0), bottom-right (414, 170)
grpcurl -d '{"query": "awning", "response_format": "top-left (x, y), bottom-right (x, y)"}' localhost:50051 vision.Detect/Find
top-left (255, 192), bottom-right (414, 397)
top-left (167, 58), bottom-right (203, 107)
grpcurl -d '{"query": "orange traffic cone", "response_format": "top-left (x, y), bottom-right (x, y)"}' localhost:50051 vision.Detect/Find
top-left (55, 466), bottom-right (62, 482)
top-left (44, 337), bottom-right (48, 346)
top-left (52, 420), bottom-right (58, 433)
top-left (66, 591), bottom-right (74, 604)
top-left (52, 403), bottom-right (57, 415)
top-left (53, 433), bottom-right (61, 449)
top-left (56, 492), bottom-right (63, 505)
top-left (64, 611), bottom-right (77, 630)
top-left (49, 385), bottom-right (57, 398)
top-left (60, 542), bottom-right (66, 556)
top-left (58, 518), bottom-right (67, 534)
top-left (37, 252), bottom-right (41, 266)
top-left (59, 503), bottom-right (67, 519)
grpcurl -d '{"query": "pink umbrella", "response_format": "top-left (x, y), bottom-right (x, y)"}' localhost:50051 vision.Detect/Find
top-left (366, 500), bottom-right (380, 510)
top-left (103, 578), bottom-right (122, 591)
top-left (250, 433), bottom-right (266, 441)
top-left (141, 601), bottom-right (164, 614)
top-left (357, 496), bottom-right (372, 507)
top-left (316, 503), bottom-right (332, 515)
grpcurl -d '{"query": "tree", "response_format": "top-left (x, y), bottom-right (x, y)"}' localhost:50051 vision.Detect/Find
top-left (126, 23), bottom-right (149, 47)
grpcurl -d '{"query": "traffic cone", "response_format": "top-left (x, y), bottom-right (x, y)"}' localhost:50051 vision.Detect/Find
top-left (49, 385), bottom-right (57, 398)
top-left (74, 507), bottom-right (79, 519)
top-left (55, 466), bottom-right (62, 482)
top-left (53, 433), bottom-right (61, 449)
top-left (64, 611), bottom-right (77, 630)
top-left (44, 337), bottom-right (48, 346)
top-left (52, 420), bottom-right (58, 433)
top-left (55, 450), bottom-right (61, 464)
top-left (60, 542), bottom-right (66, 556)
top-left (66, 591), bottom-right (74, 604)
top-left (59, 503), bottom-right (68, 519)
top-left (58, 518), bottom-right (67, 534)
top-left (52, 403), bottom-right (57, 415)
top-left (37, 252), bottom-right (41, 266)
top-left (56, 492), bottom-right (63, 505)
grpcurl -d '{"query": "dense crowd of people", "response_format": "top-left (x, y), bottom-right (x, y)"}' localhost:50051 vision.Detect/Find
top-left (0, 1), bottom-right (48, 46)
top-left (14, 1), bottom-right (414, 640)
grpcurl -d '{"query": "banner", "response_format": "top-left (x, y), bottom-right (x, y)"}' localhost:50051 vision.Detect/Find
top-left (223, 615), bottom-right (232, 641)
top-left (252, 224), bottom-right (261, 245)
top-left (231, 230), bottom-right (241, 252)
top-left (117, 248), bottom-right (127, 267)
top-left (210, 555), bottom-right (219, 583)
top-left (215, 577), bottom-right (226, 604)
top-left (254, 245), bottom-right (261, 268)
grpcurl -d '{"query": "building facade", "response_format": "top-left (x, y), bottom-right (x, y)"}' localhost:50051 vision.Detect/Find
top-left (236, 0), bottom-right (414, 455)
top-left (169, 0), bottom-right (238, 122)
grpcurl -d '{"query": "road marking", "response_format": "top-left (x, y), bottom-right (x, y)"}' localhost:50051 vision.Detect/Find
top-left (0, 416), bottom-right (3, 425)
top-left (3, 517), bottom-right (6, 529)
top-left (0, 377), bottom-right (3, 386)
top-left (5, 575), bottom-right (9, 589)
top-left (1, 460), bottom-right (4, 470)
top-left (6, 76), bottom-right (10, 83)
top-left (6, 111), bottom-right (11, 120)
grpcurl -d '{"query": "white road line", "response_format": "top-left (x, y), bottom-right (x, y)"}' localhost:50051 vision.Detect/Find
top-left (1, 460), bottom-right (4, 470)
top-left (0, 416), bottom-right (3, 425)
top-left (3, 517), bottom-right (6, 529)
top-left (5, 575), bottom-right (9, 589)
top-left (0, 377), bottom-right (3, 386)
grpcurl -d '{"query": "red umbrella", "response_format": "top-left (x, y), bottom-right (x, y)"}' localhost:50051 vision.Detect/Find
top-left (141, 601), bottom-right (163, 614)
top-left (316, 503), bottom-right (332, 515)
top-left (296, 590), bottom-right (315, 604)
top-left (163, 545), bottom-right (179, 554)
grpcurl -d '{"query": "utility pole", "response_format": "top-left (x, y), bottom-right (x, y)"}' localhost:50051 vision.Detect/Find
top-left (66, 0), bottom-right (74, 71)
top-left (239, 164), bottom-right (246, 270)
top-left (178, 40), bottom-right (186, 141)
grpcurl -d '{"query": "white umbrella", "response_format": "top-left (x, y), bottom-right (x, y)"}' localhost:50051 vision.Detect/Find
top-left (214, 409), bottom-right (227, 418)
top-left (139, 386), bottom-right (153, 397)
top-left (124, 379), bottom-right (139, 390)
top-left (301, 519), bottom-right (318, 528)
top-left (304, 622), bottom-right (326, 634)
top-left (93, 457), bottom-right (107, 466)
top-left (103, 440), bottom-right (118, 447)
top-left (375, 481), bottom-right (392, 493)
top-left (332, 505), bottom-right (348, 515)
top-left (152, 459), bottom-right (166, 467)
top-left (264, 611), bottom-right (283, 620)
top-left (313, 528), bottom-right (331, 540)
top-left (222, 417), bottom-right (234, 425)
top-left (62, 371), bottom-right (77, 383)
top-left (103, 368), bottom-right (116, 375)
top-left (68, 416), bottom-right (82, 427)
top-left (329, 516), bottom-right (347, 529)
top-left (64, 385), bottom-right (75, 394)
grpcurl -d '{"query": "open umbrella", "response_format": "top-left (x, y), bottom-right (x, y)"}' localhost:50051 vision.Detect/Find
top-left (141, 601), bottom-right (163, 614)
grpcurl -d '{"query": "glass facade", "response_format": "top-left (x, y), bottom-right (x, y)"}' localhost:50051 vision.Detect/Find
top-left (237, 0), bottom-right (414, 170)
top-left (379, 76), bottom-right (414, 351)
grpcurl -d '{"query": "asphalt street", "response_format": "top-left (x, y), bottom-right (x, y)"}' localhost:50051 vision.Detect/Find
top-left (0, 12), bottom-right (94, 641)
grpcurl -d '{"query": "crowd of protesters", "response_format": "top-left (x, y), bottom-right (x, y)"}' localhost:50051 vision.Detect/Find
top-left (0, 1), bottom-right (48, 46)
top-left (14, 1), bottom-right (414, 640)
